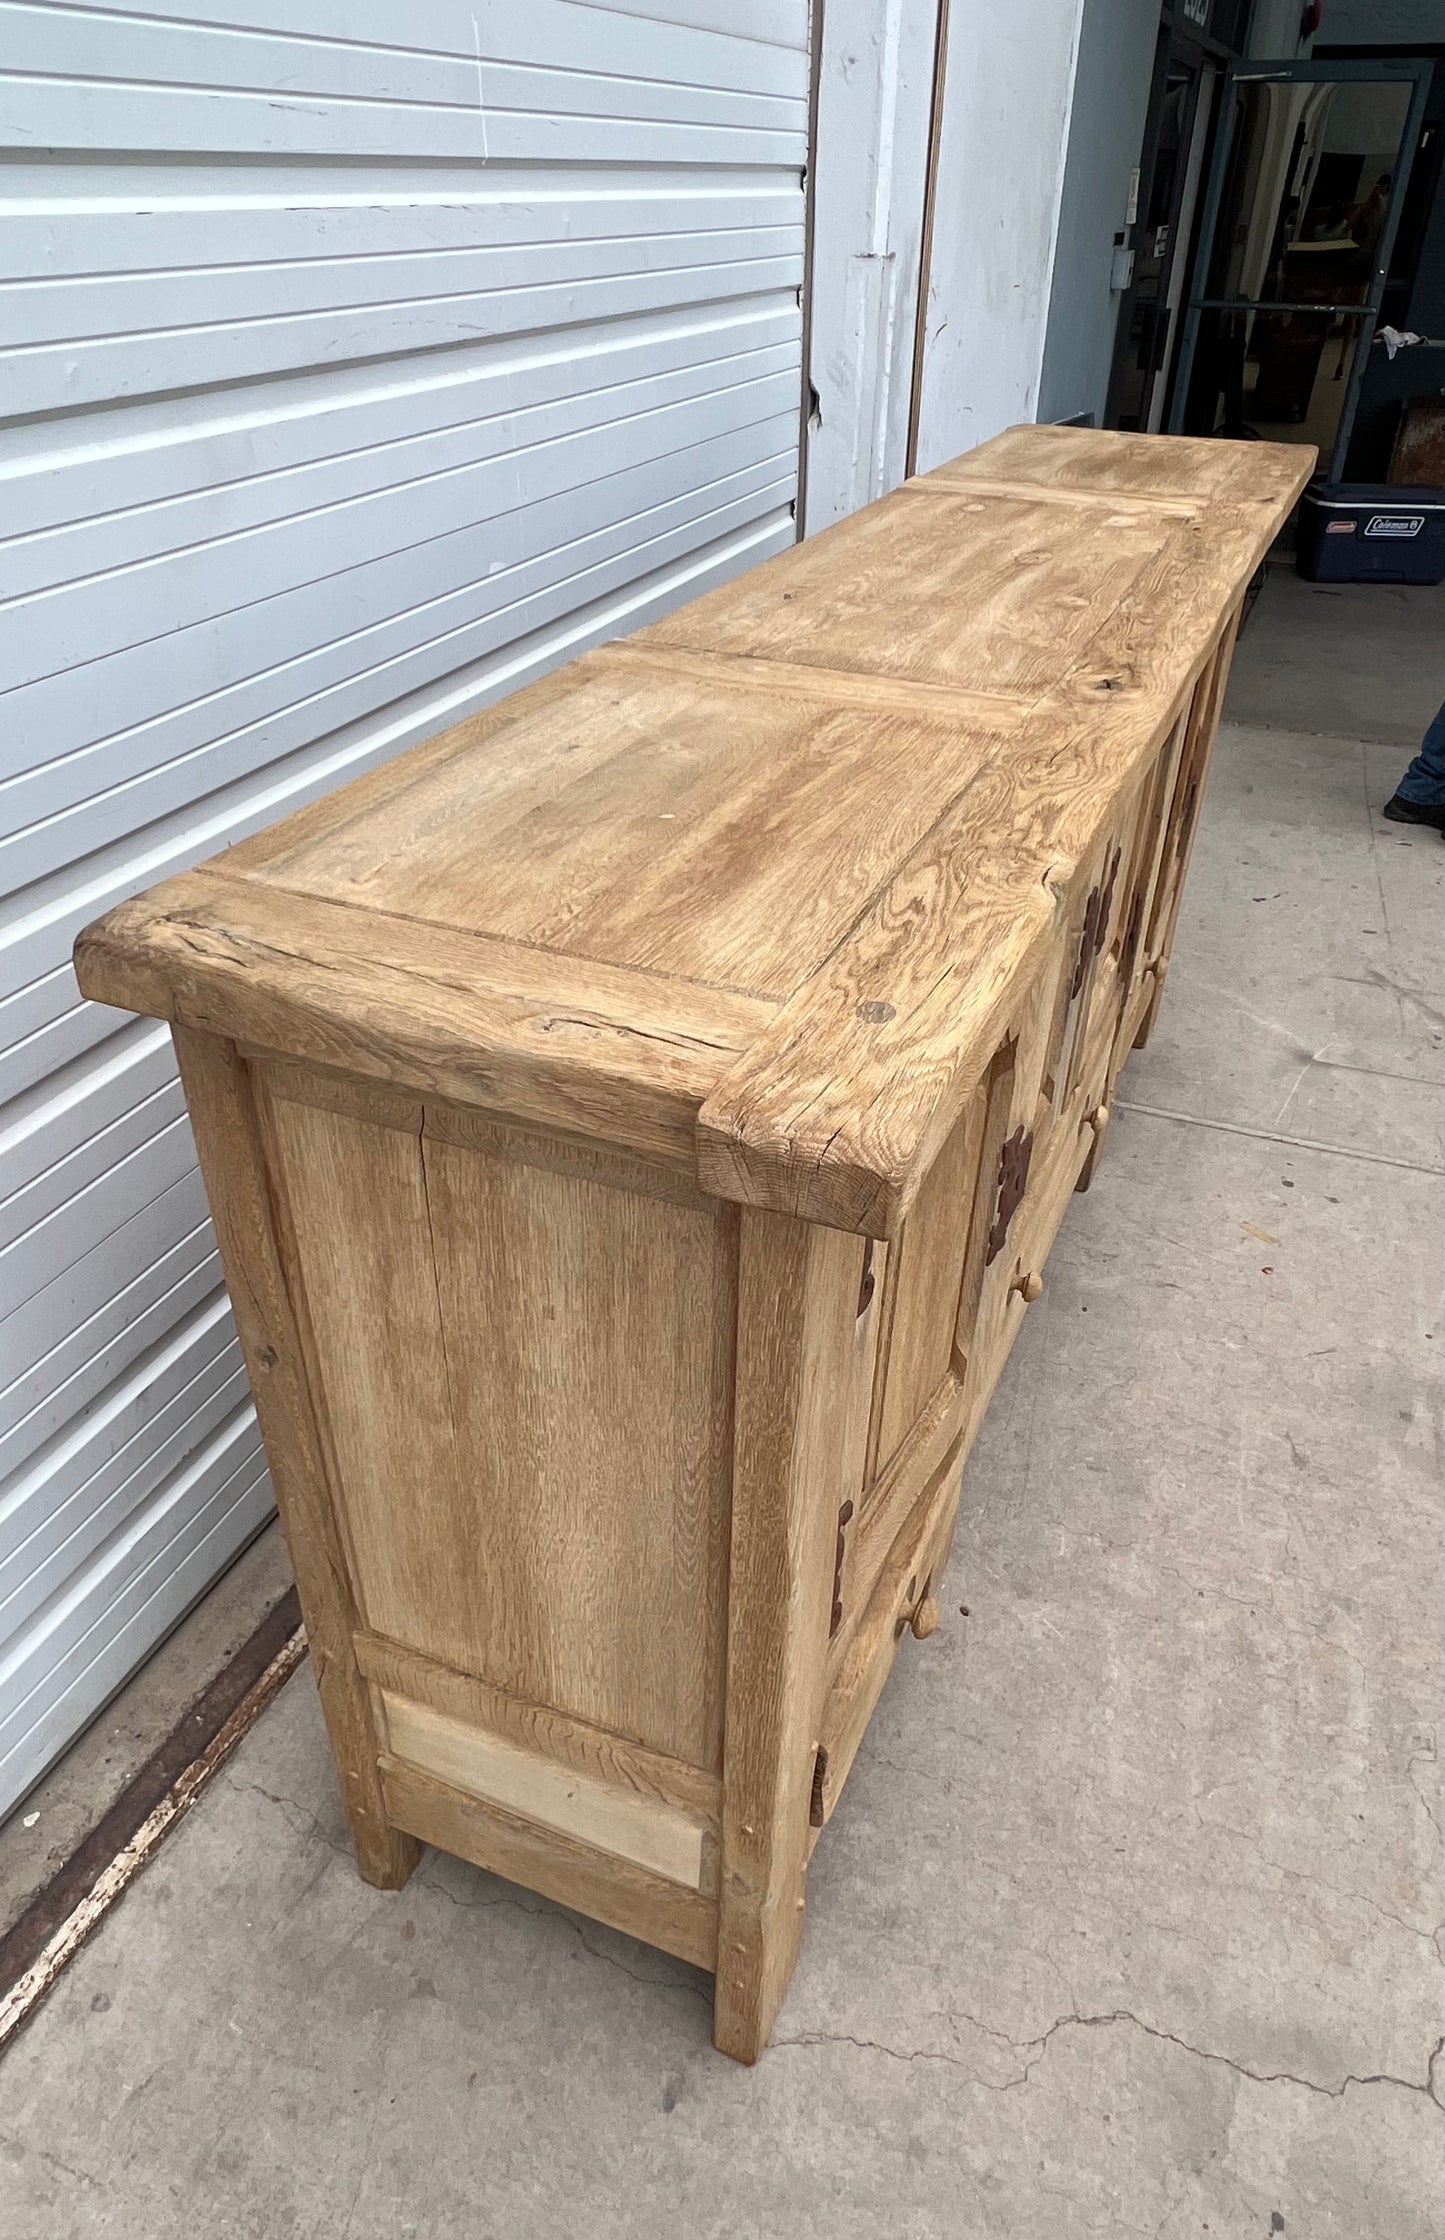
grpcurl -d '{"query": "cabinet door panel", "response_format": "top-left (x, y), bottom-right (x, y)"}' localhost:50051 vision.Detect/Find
top-left (867, 1093), bottom-right (985, 1479)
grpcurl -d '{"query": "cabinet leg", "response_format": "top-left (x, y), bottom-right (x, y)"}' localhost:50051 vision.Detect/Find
top-left (1133, 958), bottom-right (1169, 1049)
top-left (172, 1026), bottom-right (419, 1897)
top-left (713, 1211), bottom-right (865, 2063)
top-left (714, 1875), bottom-right (808, 2065)
top-left (354, 1820), bottom-right (422, 1890)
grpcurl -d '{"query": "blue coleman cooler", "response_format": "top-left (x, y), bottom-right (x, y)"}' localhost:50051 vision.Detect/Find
top-left (1295, 481), bottom-right (1445, 585)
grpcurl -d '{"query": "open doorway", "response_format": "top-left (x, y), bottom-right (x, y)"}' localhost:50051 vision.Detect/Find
top-left (1168, 59), bottom-right (1431, 478)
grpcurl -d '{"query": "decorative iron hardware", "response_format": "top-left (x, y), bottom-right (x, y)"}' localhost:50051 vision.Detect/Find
top-left (984, 1125), bottom-right (1034, 1266)
top-left (829, 1499), bottom-right (855, 1637)
top-left (1071, 843), bottom-right (1123, 996)
top-left (856, 1238), bottom-right (876, 1319)
top-left (1119, 888), bottom-right (1145, 985)
top-left (1178, 776), bottom-right (1200, 848)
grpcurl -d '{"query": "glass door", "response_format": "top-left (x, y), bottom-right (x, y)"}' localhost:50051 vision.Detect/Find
top-left (1169, 58), bottom-right (1430, 481)
top-left (1110, 51), bottom-right (1220, 435)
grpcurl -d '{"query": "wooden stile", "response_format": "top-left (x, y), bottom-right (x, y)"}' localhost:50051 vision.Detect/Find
top-left (75, 426), bottom-right (1313, 2060)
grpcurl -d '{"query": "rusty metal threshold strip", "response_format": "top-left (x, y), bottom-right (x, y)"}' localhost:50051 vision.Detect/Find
top-left (0, 1589), bottom-right (306, 2055)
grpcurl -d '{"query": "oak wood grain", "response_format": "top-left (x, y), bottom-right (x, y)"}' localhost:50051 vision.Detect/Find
top-left (869, 1086), bottom-right (987, 1473)
top-left (814, 1431), bottom-right (966, 1826)
top-left (695, 466), bottom-right (1311, 1234)
top-left (380, 1690), bottom-right (712, 1891)
top-left (932, 419), bottom-right (1307, 501)
top-left (638, 481), bottom-right (1182, 699)
top-left (905, 470), bottom-right (1202, 518)
top-left (78, 868), bottom-right (772, 1171)
top-left (354, 1632), bottom-right (722, 1824)
top-left (379, 1756), bottom-right (718, 1971)
top-left (77, 429), bottom-right (1311, 1229)
top-left (266, 1087), bottom-right (736, 1772)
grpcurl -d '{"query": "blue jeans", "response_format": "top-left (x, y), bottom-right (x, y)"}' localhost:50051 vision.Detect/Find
top-left (1396, 702), bottom-right (1445, 806)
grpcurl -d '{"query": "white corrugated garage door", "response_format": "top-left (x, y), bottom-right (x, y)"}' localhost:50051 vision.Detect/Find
top-left (0, 0), bottom-right (809, 1819)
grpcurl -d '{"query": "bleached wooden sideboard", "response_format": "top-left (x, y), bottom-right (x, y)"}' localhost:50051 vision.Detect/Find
top-left (76, 425), bottom-right (1313, 2061)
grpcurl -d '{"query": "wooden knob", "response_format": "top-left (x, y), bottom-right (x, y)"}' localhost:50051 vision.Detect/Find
top-left (1012, 1270), bottom-right (1044, 1303)
top-left (910, 1594), bottom-right (939, 1641)
top-left (1087, 1101), bottom-right (1110, 1140)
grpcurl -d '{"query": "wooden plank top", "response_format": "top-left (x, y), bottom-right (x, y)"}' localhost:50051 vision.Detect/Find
top-left (76, 426), bottom-right (1314, 1236)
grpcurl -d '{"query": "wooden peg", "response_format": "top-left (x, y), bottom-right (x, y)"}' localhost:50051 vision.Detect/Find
top-left (1076, 1102), bottom-right (1111, 1194)
top-left (910, 1594), bottom-right (940, 1641)
top-left (1012, 1270), bottom-right (1044, 1303)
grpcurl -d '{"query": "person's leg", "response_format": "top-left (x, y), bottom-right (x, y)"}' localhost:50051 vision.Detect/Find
top-left (1384, 702), bottom-right (1445, 827)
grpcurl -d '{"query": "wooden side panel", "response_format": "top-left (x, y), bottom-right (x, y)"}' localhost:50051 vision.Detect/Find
top-left (354, 1630), bottom-right (722, 1825)
top-left (379, 1691), bottom-right (713, 1892)
top-left (827, 1235), bottom-right (888, 1640)
top-left (421, 1132), bottom-right (736, 1771)
top-left (1113, 712), bottom-right (1187, 1015)
top-left (715, 1210), bottom-right (866, 2063)
top-left (263, 1082), bottom-right (737, 1775)
top-left (380, 1756), bottom-right (718, 1972)
top-left (259, 1086), bottom-right (466, 1630)
top-left (1036, 805), bottom-right (1131, 1130)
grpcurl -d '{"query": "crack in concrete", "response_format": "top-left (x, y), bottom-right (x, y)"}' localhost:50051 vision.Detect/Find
top-left (774, 2008), bottom-right (1445, 2110)
top-left (1408, 1750), bottom-right (1443, 1852)
top-left (0, 2127), bottom-right (102, 2192)
top-left (222, 1775), bottom-right (354, 1864)
top-left (1199, 1808), bottom-right (1442, 1950)
top-left (206, 1723), bottom-right (1445, 2107)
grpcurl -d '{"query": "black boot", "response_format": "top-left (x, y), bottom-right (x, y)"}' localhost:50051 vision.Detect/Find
top-left (1382, 794), bottom-right (1445, 831)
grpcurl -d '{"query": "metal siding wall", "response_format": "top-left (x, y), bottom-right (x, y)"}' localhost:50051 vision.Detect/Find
top-left (0, 0), bottom-right (810, 1817)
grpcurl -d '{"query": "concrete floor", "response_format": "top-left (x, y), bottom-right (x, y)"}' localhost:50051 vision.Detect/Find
top-left (1, 568), bottom-right (1440, 2238)
top-left (1225, 570), bottom-right (1445, 752)
top-left (0, 1520), bottom-right (293, 1943)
